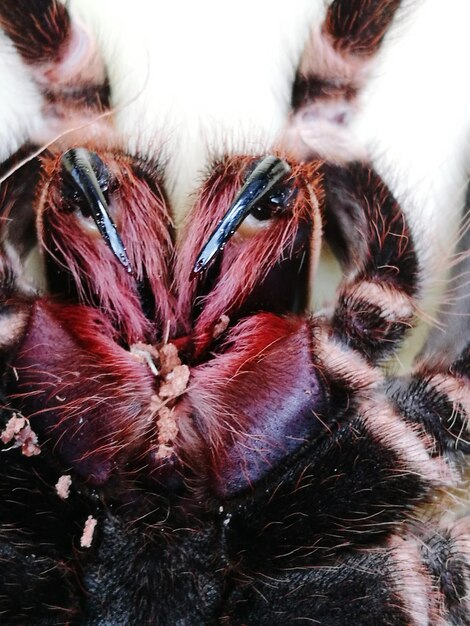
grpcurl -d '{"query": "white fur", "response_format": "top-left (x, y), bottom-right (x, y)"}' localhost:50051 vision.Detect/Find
top-left (356, 0), bottom-right (470, 288)
top-left (1, 0), bottom-right (470, 292)
top-left (70, 0), bottom-right (320, 220)
top-left (0, 31), bottom-right (42, 161)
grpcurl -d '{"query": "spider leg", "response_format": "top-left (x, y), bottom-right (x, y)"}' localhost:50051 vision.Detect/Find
top-left (321, 161), bottom-right (419, 364)
top-left (285, 0), bottom-right (404, 162)
top-left (387, 338), bottom-right (470, 462)
top-left (324, 0), bottom-right (402, 56)
top-left (220, 520), bottom-right (470, 625)
top-left (0, 0), bottom-right (111, 146)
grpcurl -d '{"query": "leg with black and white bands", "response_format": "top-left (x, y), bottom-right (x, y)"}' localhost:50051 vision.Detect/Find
top-left (287, 0), bottom-right (421, 366)
top-left (287, 0), bottom-right (405, 163)
top-left (320, 161), bottom-right (419, 365)
top-left (0, 0), bottom-right (111, 147)
top-left (220, 524), bottom-right (470, 625)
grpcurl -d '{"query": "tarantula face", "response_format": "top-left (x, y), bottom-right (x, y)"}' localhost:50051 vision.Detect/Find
top-left (0, 1), bottom-right (470, 625)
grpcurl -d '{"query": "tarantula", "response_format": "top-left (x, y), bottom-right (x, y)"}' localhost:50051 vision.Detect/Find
top-left (0, 0), bottom-right (469, 624)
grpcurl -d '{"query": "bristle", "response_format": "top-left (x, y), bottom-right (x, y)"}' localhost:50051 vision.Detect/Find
top-left (188, 314), bottom-right (324, 496)
top-left (38, 148), bottom-right (176, 344)
top-left (0, 0), bottom-right (70, 66)
top-left (176, 156), bottom-right (323, 351)
top-left (9, 301), bottom-right (157, 484)
top-left (325, 0), bottom-right (402, 57)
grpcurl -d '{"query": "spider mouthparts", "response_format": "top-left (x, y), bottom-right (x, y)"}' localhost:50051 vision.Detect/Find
top-left (191, 155), bottom-right (291, 276)
top-left (61, 148), bottom-right (132, 273)
top-left (191, 237), bottom-right (221, 279)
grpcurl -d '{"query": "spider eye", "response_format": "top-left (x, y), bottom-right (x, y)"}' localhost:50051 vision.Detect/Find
top-left (192, 155), bottom-right (292, 275)
top-left (60, 148), bottom-right (132, 273)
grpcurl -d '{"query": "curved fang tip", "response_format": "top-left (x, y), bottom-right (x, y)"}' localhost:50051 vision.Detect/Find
top-left (192, 155), bottom-right (291, 277)
top-left (61, 148), bottom-right (132, 273)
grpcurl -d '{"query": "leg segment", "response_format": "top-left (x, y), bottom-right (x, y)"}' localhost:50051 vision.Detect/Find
top-left (323, 162), bottom-right (419, 364)
top-left (325, 0), bottom-right (402, 57)
top-left (0, 0), bottom-right (71, 66)
top-left (387, 339), bottom-right (470, 460)
top-left (220, 522), bottom-right (470, 625)
top-left (286, 0), bottom-right (404, 161)
top-left (420, 520), bottom-right (470, 625)
top-left (0, 0), bottom-right (111, 145)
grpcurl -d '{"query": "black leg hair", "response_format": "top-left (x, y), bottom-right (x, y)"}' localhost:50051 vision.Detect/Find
top-left (0, 0), bottom-right (70, 66)
top-left (220, 522), bottom-right (470, 625)
top-left (387, 338), bottom-right (470, 460)
top-left (322, 162), bottom-right (419, 364)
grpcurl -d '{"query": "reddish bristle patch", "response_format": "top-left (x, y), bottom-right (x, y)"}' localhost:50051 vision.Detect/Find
top-left (176, 156), bottom-right (323, 350)
top-left (38, 149), bottom-right (176, 344)
top-left (324, 0), bottom-right (402, 57)
top-left (0, 0), bottom-right (70, 66)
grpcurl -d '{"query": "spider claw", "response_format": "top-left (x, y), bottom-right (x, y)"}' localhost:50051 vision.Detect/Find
top-left (61, 148), bottom-right (132, 273)
top-left (191, 155), bottom-right (291, 277)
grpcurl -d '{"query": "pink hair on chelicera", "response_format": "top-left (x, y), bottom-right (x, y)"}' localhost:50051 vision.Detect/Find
top-left (37, 148), bottom-right (176, 344)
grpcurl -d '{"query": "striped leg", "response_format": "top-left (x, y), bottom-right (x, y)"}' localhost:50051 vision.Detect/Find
top-left (322, 161), bottom-right (419, 363)
top-left (286, 0), bottom-right (404, 162)
top-left (220, 522), bottom-right (470, 625)
top-left (387, 340), bottom-right (470, 461)
top-left (0, 0), bottom-right (111, 145)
